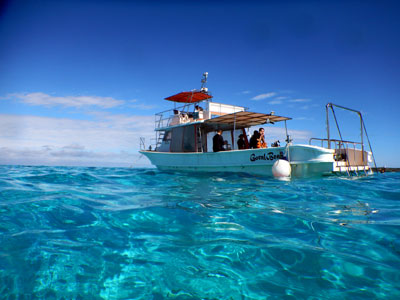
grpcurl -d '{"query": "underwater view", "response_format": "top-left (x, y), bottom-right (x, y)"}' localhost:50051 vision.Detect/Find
top-left (0, 165), bottom-right (399, 299)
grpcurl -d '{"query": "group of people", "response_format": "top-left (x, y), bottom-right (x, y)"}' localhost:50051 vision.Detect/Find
top-left (213, 128), bottom-right (267, 152)
top-left (249, 128), bottom-right (267, 149)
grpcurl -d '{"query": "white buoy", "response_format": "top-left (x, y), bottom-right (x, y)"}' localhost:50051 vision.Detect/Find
top-left (272, 159), bottom-right (291, 178)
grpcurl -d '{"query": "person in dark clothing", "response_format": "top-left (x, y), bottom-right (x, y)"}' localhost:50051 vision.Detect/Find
top-left (249, 130), bottom-right (260, 149)
top-left (237, 134), bottom-right (246, 150)
top-left (213, 130), bottom-right (225, 152)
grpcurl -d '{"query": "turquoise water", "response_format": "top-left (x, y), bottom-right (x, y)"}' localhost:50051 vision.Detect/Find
top-left (0, 166), bottom-right (399, 299)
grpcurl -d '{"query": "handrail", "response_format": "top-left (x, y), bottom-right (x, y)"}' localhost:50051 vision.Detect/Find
top-left (324, 103), bottom-right (377, 175)
top-left (155, 102), bottom-right (196, 116)
top-left (329, 105), bottom-right (350, 175)
top-left (154, 101), bottom-right (246, 130)
top-left (309, 137), bottom-right (363, 146)
top-left (139, 137), bottom-right (146, 150)
top-left (154, 101), bottom-right (209, 130)
top-left (310, 137), bottom-right (369, 175)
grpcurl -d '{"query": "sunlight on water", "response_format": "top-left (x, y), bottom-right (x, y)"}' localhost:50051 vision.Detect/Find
top-left (0, 166), bottom-right (399, 299)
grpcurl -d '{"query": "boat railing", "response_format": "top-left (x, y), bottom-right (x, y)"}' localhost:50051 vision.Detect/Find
top-left (150, 138), bottom-right (157, 150)
top-left (155, 103), bottom-right (204, 130)
top-left (139, 137), bottom-right (157, 151)
top-left (323, 103), bottom-right (377, 175)
top-left (309, 138), bottom-right (363, 149)
top-left (139, 137), bottom-right (146, 150)
top-left (309, 137), bottom-right (370, 167)
top-left (154, 102), bottom-right (247, 130)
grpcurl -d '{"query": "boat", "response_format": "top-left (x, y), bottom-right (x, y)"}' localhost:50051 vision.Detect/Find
top-left (139, 73), bottom-right (376, 178)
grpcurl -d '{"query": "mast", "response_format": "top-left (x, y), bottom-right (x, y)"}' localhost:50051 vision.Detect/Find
top-left (201, 72), bottom-right (208, 92)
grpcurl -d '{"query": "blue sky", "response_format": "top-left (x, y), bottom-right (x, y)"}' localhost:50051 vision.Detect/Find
top-left (0, 0), bottom-right (399, 167)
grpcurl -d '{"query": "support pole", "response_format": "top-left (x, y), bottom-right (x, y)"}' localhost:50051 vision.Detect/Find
top-left (284, 120), bottom-right (289, 144)
top-left (360, 112), bottom-right (364, 165)
top-left (331, 106), bottom-right (350, 176)
top-left (233, 112), bottom-right (236, 150)
top-left (326, 103), bottom-right (331, 149)
top-left (284, 120), bottom-right (291, 162)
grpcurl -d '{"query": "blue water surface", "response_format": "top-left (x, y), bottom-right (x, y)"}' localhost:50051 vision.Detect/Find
top-left (0, 165), bottom-right (399, 299)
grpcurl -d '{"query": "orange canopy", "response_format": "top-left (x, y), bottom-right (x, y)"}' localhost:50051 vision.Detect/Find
top-left (165, 91), bottom-right (213, 103)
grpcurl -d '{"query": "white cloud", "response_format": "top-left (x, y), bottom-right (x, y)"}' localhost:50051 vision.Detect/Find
top-left (275, 96), bottom-right (288, 100)
top-left (289, 98), bottom-right (311, 103)
top-left (0, 114), bottom-right (154, 167)
top-left (285, 128), bottom-right (313, 142)
top-left (300, 104), bottom-right (318, 110)
top-left (0, 146), bottom-right (149, 167)
top-left (128, 103), bottom-right (158, 110)
top-left (241, 90), bottom-right (251, 94)
top-left (268, 100), bottom-right (283, 105)
top-left (126, 99), bottom-right (157, 110)
top-left (62, 143), bottom-right (85, 150)
top-left (251, 92), bottom-right (277, 101)
top-left (5, 92), bottom-right (125, 109)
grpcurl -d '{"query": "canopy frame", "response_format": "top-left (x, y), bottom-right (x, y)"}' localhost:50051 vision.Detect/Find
top-left (202, 111), bottom-right (291, 133)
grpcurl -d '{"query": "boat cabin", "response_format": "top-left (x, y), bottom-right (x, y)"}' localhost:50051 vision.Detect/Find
top-left (154, 90), bottom-right (291, 153)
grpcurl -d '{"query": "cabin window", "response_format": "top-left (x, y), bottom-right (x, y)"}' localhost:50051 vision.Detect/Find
top-left (169, 125), bottom-right (196, 152)
top-left (163, 131), bottom-right (172, 141)
top-left (169, 125), bottom-right (201, 152)
top-left (182, 125), bottom-right (196, 152)
top-left (206, 130), bottom-right (233, 152)
top-left (170, 127), bottom-right (184, 152)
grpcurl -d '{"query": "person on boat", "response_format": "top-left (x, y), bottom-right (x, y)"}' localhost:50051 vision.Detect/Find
top-left (258, 127), bottom-right (267, 148)
top-left (249, 130), bottom-right (260, 149)
top-left (194, 105), bottom-right (203, 111)
top-left (194, 105), bottom-right (204, 119)
top-left (213, 129), bottom-right (225, 152)
top-left (237, 134), bottom-right (246, 150)
top-left (223, 140), bottom-right (231, 150)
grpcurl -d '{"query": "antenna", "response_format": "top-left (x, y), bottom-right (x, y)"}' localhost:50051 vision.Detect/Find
top-left (200, 72), bottom-right (208, 92)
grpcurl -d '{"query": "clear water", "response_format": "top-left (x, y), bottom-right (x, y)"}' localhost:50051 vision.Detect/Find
top-left (0, 165), bottom-right (399, 299)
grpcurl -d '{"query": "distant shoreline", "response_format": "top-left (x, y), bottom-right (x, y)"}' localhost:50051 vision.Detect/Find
top-left (0, 164), bottom-right (399, 172)
top-left (372, 167), bottom-right (400, 173)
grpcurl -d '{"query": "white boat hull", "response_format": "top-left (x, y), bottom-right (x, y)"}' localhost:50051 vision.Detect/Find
top-left (140, 145), bottom-right (335, 177)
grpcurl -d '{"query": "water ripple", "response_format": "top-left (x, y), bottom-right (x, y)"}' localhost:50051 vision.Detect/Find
top-left (0, 165), bottom-right (399, 299)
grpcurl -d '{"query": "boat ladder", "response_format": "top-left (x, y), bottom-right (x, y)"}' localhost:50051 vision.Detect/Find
top-left (156, 131), bottom-right (164, 149)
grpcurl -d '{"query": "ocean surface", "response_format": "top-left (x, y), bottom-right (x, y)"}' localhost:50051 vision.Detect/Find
top-left (0, 165), bottom-right (399, 300)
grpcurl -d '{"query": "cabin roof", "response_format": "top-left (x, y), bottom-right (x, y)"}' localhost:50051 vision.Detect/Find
top-left (204, 111), bottom-right (291, 128)
top-left (165, 91), bottom-right (213, 103)
top-left (155, 111), bottom-right (291, 132)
